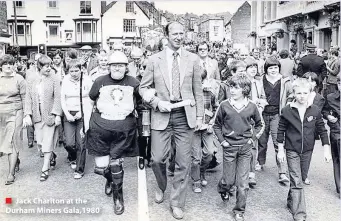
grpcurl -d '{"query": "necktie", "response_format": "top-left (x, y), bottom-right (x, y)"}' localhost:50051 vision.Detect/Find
top-left (172, 52), bottom-right (181, 101)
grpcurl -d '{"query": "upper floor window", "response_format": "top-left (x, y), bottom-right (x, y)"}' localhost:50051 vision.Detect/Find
top-left (123, 19), bottom-right (136, 32)
top-left (214, 26), bottom-right (219, 37)
top-left (14, 1), bottom-right (24, 7)
top-left (126, 2), bottom-right (134, 13)
top-left (80, 1), bottom-right (91, 14)
top-left (17, 25), bottom-right (25, 35)
top-left (48, 1), bottom-right (57, 8)
top-left (49, 25), bottom-right (59, 36)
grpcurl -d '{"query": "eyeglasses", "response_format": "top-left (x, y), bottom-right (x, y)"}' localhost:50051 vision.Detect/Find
top-left (110, 64), bottom-right (126, 68)
top-left (198, 48), bottom-right (208, 51)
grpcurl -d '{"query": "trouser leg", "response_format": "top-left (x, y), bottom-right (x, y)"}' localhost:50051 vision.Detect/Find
top-left (75, 119), bottom-right (86, 174)
top-left (151, 127), bottom-right (172, 193)
top-left (218, 145), bottom-right (239, 194)
top-left (63, 120), bottom-right (77, 162)
top-left (286, 150), bottom-right (306, 220)
top-left (331, 136), bottom-right (340, 194)
top-left (191, 131), bottom-right (202, 182)
top-left (300, 151), bottom-right (313, 182)
top-left (269, 114), bottom-right (287, 174)
top-left (200, 131), bottom-right (214, 174)
top-left (233, 143), bottom-right (252, 215)
top-left (257, 114), bottom-right (271, 166)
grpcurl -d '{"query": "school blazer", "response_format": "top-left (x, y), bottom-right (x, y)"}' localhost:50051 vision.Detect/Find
top-left (25, 73), bottom-right (62, 126)
top-left (139, 48), bottom-right (204, 130)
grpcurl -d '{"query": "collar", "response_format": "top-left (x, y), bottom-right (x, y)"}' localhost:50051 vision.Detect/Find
top-left (166, 46), bottom-right (182, 58)
top-left (229, 97), bottom-right (249, 107)
top-left (0, 72), bottom-right (15, 77)
top-left (289, 101), bottom-right (312, 109)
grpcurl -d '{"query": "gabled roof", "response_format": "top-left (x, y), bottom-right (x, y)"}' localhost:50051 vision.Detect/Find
top-left (225, 1), bottom-right (250, 26)
top-left (102, 1), bottom-right (150, 19)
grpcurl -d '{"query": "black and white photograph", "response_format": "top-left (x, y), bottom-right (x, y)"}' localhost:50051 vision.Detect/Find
top-left (0, 1), bottom-right (340, 221)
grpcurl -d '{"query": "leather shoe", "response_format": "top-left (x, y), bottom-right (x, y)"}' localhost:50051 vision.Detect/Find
top-left (154, 188), bottom-right (164, 204)
top-left (170, 206), bottom-right (184, 220)
top-left (138, 157), bottom-right (145, 170)
top-left (28, 142), bottom-right (33, 148)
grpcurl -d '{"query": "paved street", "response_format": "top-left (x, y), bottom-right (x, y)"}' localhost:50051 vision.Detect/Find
top-left (0, 130), bottom-right (340, 221)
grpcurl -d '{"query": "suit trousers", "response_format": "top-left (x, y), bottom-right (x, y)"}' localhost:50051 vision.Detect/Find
top-left (168, 138), bottom-right (176, 173)
top-left (151, 107), bottom-right (194, 208)
top-left (258, 114), bottom-right (287, 174)
top-left (217, 143), bottom-right (252, 215)
top-left (286, 150), bottom-right (307, 220)
top-left (191, 130), bottom-right (214, 182)
top-left (330, 136), bottom-right (340, 194)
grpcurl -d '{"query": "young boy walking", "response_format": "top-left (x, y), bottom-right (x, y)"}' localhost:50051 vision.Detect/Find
top-left (322, 77), bottom-right (340, 196)
top-left (277, 78), bottom-right (332, 221)
top-left (257, 56), bottom-right (292, 185)
top-left (214, 74), bottom-right (263, 221)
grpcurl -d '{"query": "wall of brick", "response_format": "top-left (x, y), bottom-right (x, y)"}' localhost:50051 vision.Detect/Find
top-left (230, 2), bottom-right (251, 48)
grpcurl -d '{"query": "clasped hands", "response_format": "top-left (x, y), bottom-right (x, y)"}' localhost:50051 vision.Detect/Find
top-left (65, 112), bottom-right (82, 122)
top-left (23, 115), bottom-right (62, 127)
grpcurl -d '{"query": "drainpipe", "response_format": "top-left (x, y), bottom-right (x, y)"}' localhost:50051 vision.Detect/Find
top-left (100, 13), bottom-right (103, 49)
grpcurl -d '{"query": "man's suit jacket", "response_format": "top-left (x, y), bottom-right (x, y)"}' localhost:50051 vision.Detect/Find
top-left (139, 48), bottom-right (204, 130)
top-left (25, 72), bottom-right (62, 126)
top-left (203, 58), bottom-right (220, 80)
top-left (297, 54), bottom-right (327, 84)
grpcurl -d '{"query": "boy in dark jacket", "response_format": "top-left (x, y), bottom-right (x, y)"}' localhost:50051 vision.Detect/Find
top-left (214, 74), bottom-right (263, 221)
top-left (322, 77), bottom-right (340, 196)
top-left (277, 78), bottom-right (332, 221)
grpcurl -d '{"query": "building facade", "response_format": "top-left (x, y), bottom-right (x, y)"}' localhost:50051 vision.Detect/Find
top-left (7, 0), bottom-right (103, 58)
top-left (198, 18), bottom-right (224, 42)
top-left (101, 1), bottom-right (150, 51)
top-left (251, 1), bottom-right (340, 53)
top-left (6, 1), bottom-right (165, 57)
top-left (224, 1), bottom-right (251, 50)
top-left (0, 1), bottom-right (10, 56)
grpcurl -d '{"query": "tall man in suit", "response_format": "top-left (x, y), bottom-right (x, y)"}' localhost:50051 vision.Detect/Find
top-left (296, 43), bottom-right (327, 93)
top-left (139, 22), bottom-right (204, 219)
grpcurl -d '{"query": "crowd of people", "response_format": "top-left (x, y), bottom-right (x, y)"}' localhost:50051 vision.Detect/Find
top-left (0, 21), bottom-right (340, 221)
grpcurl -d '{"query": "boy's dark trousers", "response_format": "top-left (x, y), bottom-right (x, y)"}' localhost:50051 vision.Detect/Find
top-left (330, 134), bottom-right (340, 194)
top-left (217, 143), bottom-right (252, 215)
top-left (258, 113), bottom-right (287, 175)
top-left (300, 150), bottom-right (313, 182)
top-left (286, 150), bottom-right (307, 221)
top-left (63, 115), bottom-right (86, 174)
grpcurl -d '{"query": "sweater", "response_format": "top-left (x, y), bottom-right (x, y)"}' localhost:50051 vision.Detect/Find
top-left (213, 99), bottom-right (263, 146)
top-left (277, 103), bottom-right (329, 154)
